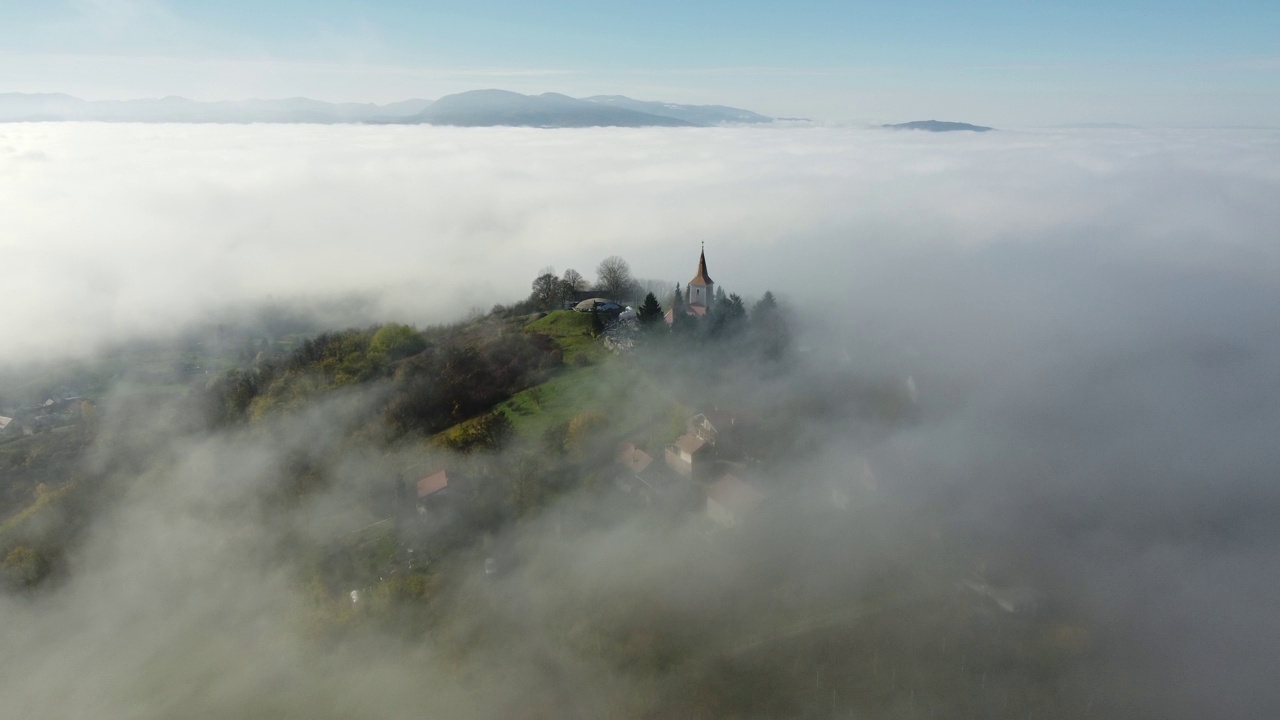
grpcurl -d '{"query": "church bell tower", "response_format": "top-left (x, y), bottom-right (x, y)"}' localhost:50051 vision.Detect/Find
top-left (687, 244), bottom-right (714, 312)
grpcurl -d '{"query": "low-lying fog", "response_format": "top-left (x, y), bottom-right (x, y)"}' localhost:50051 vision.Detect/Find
top-left (2, 123), bottom-right (1278, 718)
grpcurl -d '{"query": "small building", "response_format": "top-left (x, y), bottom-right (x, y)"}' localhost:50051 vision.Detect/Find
top-left (617, 442), bottom-right (699, 510)
top-left (689, 410), bottom-right (745, 446)
top-left (618, 442), bottom-right (654, 478)
top-left (415, 469), bottom-right (455, 511)
top-left (665, 433), bottom-right (709, 479)
top-left (706, 474), bottom-right (765, 528)
top-left (573, 298), bottom-right (622, 313)
top-left (0, 416), bottom-right (12, 434)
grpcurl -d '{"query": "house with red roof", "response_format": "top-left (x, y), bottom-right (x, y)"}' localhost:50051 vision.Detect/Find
top-left (415, 469), bottom-right (456, 512)
top-left (665, 433), bottom-right (710, 480)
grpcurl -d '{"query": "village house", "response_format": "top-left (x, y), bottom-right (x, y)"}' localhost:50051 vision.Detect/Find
top-left (415, 469), bottom-right (455, 513)
top-left (617, 442), bottom-right (654, 483)
top-left (688, 411), bottom-right (726, 445)
top-left (616, 442), bottom-right (693, 508)
top-left (665, 433), bottom-right (710, 480)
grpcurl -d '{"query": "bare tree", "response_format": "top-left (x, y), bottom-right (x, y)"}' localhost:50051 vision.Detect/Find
top-left (595, 256), bottom-right (634, 301)
top-left (562, 268), bottom-right (587, 292)
top-left (530, 271), bottom-right (563, 309)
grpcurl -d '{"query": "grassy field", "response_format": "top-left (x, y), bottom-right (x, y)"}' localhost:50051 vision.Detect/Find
top-left (435, 311), bottom-right (683, 449)
top-left (523, 310), bottom-right (606, 362)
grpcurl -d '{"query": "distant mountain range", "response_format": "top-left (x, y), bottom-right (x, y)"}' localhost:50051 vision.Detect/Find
top-left (883, 120), bottom-right (994, 132)
top-left (581, 95), bottom-right (773, 125)
top-left (0, 93), bottom-right (435, 124)
top-left (0, 90), bottom-right (775, 127)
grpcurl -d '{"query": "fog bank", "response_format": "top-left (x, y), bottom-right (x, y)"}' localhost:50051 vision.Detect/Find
top-left (2, 122), bottom-right (1280, 718)
top-left (4, 124), bottom-right (1277, 363)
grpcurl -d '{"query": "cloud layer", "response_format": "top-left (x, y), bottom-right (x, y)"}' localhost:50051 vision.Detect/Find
top-left (3, 123), bottom-right (1280, 717)
top-left (3, 123), bottom-right (1277, 364)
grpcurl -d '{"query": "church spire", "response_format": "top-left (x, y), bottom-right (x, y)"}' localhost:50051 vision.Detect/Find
top-left (686, 243), bottom-right (715, 311)
top-left (689, 242), bottom-right (713, 287)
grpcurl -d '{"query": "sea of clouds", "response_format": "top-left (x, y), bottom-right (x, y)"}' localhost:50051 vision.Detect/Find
top-left (3, 123), bottom-right (1275, 363)
top-left (2, 122), bottom-right (1279, 718)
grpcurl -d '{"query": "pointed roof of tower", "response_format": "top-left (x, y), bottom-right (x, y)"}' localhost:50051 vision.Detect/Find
top-left (689, 245), bottom-right (714, 287)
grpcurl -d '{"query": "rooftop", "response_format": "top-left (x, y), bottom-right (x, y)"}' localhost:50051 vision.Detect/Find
top-left (617, 443), bottom-right (654, 475)
top-left (417, 469), bottom-right (450, 499)
top-left (673, 433), bottom-right (707, 455)
top-left (707, 474), bottom-right (765, 516)
top-left (689, 248), bottom-right (714, 287)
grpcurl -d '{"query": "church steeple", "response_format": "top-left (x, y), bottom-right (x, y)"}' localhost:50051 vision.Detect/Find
top-left (686, 243), bottom-right (715, 311)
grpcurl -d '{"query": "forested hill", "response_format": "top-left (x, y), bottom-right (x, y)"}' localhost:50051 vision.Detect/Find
top-left (1, 294), bottom-right (811, 588)
top-left (0, 295), bottom-right (1101, 720)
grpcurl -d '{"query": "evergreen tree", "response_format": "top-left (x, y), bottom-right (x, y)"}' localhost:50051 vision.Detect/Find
top-left (668, 283), bottom-right (687, 333)
top-left (639, 292), bottom-right (663, 325)
top-left (753, 291), bottom-right (778, 317)
top-left (751, 290), bottom-right (789, 360)
top-left (590, 305), bottom-right (605, 337)
top-left (710, 292), bottom-right (748, 338)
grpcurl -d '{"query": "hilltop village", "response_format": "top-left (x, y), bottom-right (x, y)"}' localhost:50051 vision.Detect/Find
top-left (0, 246), bottom-right (832, 588)
top-left (415, 247), bottom-right (812, 533)
top-left (0, 246), bottom-right (1088, 719)
top-left (0, 244), bottom-right (914, 596)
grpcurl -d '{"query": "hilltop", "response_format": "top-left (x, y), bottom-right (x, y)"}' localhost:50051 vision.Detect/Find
top-left (0, 256), bottom-right (1097, 720)
top-left (883, 119), bottom-right (995, 132)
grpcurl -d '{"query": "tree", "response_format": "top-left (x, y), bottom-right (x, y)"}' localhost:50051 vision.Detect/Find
top-left (448, 410), bottom-right (514, 453)
top-left (669, 283), bottom-right (689, 333)
top-left (565, 411), bottom-right (606, 449)
top-left (752, 290), bottom-right (790, 360)
top-left (590, 305), bottom-right (605, 337)
top-left (530, 271), bottom-right (564, 310)
top-left (752, 291), bottom-right (778, 317)
top-left (369, 323), bottom-right (426, 361)
top-left (639, 292), bottom-right (663, 325)
top-left (596, 256), bottom-right (634, 301)
top-left (562, 268), bottom-right (587, 292)
top-left (2, 545), bottom-right (49, 587)
top-left (506, 453), bottom-right (548, 517)
top-left (711, 292), bottom-right (748, 338)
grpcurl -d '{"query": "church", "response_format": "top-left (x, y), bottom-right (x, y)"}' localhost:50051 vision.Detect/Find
top-left (664, 246), bottom-right (715, 324)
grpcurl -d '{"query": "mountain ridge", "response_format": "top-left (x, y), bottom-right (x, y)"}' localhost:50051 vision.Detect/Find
top-left (0, 91), bottom-right (772, 128)
top-left (883, 120), bottom-right (994, 132)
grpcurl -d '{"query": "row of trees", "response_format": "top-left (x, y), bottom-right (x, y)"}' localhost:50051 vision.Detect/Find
top-left (626, 285), bottom-right (790, 359)
top-left (205, 322), bottom-right (563, 435)
top-left (529, 256), bottom-right (641, 310)
top-left (525, 254), bottom-right (791, 357)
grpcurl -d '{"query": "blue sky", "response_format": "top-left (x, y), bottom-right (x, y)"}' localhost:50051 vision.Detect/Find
top-left (1, 0), bottom-right (1276, 125)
